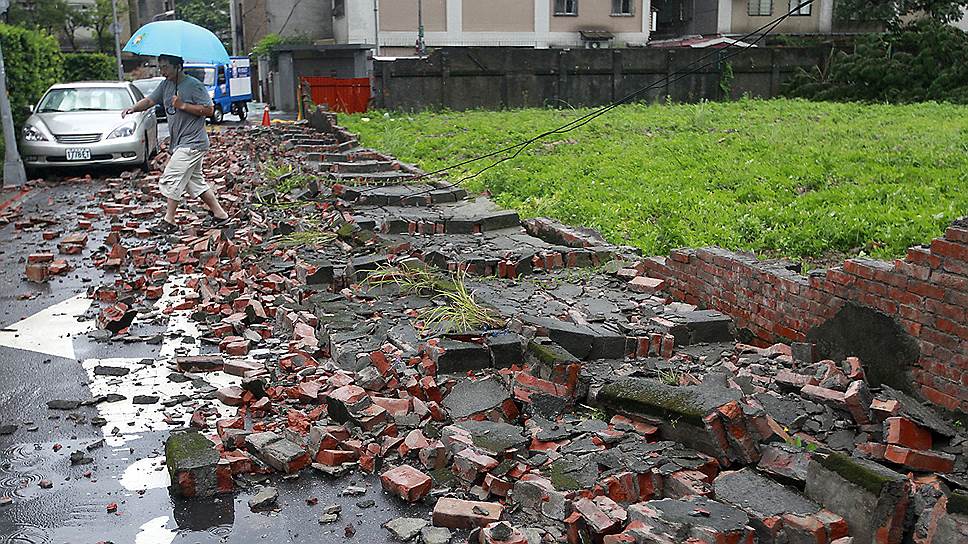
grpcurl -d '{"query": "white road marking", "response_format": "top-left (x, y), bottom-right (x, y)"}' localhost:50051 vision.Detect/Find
top-left (134, 516), bottom-right (176, 544)
top-left (119, 456), bottom-right (169, 491)
top-left (0, 293), bottom-right (93, 360)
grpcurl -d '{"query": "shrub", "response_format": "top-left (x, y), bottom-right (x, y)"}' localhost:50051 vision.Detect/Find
top-left (0, 24), bottom-right (64, 159)
top-left (63, 52), bottom-right (116, 82)
top-left (783, 20), bottom-right (968, 103)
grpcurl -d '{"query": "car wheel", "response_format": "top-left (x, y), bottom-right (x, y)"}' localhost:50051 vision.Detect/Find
top-left (25, 167), bottom-right (44, 181)
top-left (211, 105), bottom-right (224, 124)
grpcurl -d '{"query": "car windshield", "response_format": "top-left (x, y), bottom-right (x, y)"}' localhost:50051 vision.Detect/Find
top-left (133, 79), bottom-right (162, 95)
top-left (184, 67), bottom-right (215, 86)
top-left (36, 87), bottom-right (133, 112)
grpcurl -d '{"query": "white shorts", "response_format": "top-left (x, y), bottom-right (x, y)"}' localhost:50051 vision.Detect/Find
top-left (159, 147), bottom-right (211, 201)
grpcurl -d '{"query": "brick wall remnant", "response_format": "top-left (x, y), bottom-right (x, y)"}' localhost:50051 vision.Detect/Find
top-left (640, 220), bottom-right (968, 413)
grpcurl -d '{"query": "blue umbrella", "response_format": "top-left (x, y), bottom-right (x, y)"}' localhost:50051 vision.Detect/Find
top-left (123, 20), bottom-right (229, 64)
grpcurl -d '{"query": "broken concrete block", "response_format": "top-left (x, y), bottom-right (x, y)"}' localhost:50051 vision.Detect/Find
top-left (260, 439), bottom-right (311, 474)
top-left (486, 333), bottom-right (524, 368)
top-left (432, 497), bottom-right (504, 529)
top-left (248, 486), bottom-right (278, 510)
top-left (380, 464), bottom-right (433, 502)
top-left (385, 517), bottom-right (428, 541)
top-left (165, 431), bottom-right (223, 498)
top-left (511, 474), bottom-right (569, 522)
top-left (442, 376), bottom-right (510, 420)
top-left (805, 453), bottom-right (910, 544)
top-left (757, 443), bottom-right (811, 483)
top-left (597, 378), bottom-right (742, 463)
top-left (432, 339), bottom-right (491, 374)
top-left (627, 496), bottom-right (755, 544)
top-left (714, 469), bottom-right (830, 544)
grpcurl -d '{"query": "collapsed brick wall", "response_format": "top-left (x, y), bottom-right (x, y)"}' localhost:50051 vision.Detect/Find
top-left (641, 223), bottom-right (968, 413)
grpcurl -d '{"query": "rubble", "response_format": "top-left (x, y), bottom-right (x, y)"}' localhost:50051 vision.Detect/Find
top-left (58, 116), bottom-right (964, 544)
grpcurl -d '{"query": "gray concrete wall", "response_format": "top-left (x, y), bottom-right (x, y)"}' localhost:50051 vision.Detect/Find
top-left (373, 46), bottom-right (828, 110)
top-left (266, 0), bottom-right (334, 40)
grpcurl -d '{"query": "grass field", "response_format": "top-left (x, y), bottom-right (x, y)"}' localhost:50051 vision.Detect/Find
top-left (342, 99), bottom-right (968, 264)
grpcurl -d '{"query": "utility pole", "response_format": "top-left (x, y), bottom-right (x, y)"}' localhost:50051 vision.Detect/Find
top-left (416, 0), bottom-right (426, 56)
top-left (111, 0), bottom-right (123, 80)
top-left (229, 0), bottom-right (239, 56)
top-left (0, 0), bottom-right (26, 188)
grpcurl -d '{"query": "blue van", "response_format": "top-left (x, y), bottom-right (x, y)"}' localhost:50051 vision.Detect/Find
top-left (184, 56), bottom-right (253, 123)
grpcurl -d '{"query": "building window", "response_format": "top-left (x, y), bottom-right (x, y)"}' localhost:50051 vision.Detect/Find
top-left (612, 0), bottom-right (634, 15)
top-left (748, 0), bottom-right (772, 16)
top-left (788, 0), bottom-right (811, 15)
top-left (555, 0), bottom-right (579, 16)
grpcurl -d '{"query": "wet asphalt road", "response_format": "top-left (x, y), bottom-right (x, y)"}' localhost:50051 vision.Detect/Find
top-left (0, 117), bottom-right (432, 544)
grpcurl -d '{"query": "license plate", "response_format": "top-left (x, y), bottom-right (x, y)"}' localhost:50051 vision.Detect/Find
top-left (65, 148), bottom-right (91, 161)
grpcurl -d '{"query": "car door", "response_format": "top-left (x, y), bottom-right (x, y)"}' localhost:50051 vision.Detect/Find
top-left (131, 85), bottom-right (158, 154)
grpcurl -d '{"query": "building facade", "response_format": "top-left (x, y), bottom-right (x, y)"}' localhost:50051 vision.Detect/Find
top-left (651, 0), bottom-right (882, 39)
top-left (336, 0), bottom-right (654, 56)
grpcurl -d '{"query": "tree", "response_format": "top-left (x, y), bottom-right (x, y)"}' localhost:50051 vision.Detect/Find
top-left (178, 0), bottom-right (230, 50)
top-left (89, 0), bottom-right (125, 53)
top-left (5, 0), bottom-right (68, 35)
top-left (835, 0), bottom-right (968, 25)
top-left (62, 3), bottom-right (92, 51)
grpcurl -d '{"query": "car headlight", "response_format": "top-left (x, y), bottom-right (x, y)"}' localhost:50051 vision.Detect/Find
top-left (22, 124), bottom-right (48, 142)
top-left (107, 122), bottom-right (136, 139)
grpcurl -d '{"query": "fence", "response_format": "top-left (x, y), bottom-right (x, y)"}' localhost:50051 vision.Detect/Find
top-left (373, 46), bottom-right (830, 110)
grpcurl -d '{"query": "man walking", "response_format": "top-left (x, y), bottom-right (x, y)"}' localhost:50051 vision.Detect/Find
top-left (123, 54), bottom-right (230, 233)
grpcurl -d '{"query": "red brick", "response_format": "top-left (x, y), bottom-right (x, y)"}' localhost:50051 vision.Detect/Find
top-left (781, 513), bottom-right (826, 544)
top-left (432, 497), bottom-right (503, 529)
top-left (883, 445), bottom-right (955, 473)
top-left (380, 465), bottom-right (432, 502)
top-left (930, 238), bottom-right (968, 262)
top-left (885, 417), bottom-right (932, 450)
top-left (28, 253), bottom-right (54, 263)
top-left (628, 276), bottom-right (666, 294)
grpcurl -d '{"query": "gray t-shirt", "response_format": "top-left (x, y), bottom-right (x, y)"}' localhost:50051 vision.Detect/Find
top-left (149, 74), bottom-right (212, 151)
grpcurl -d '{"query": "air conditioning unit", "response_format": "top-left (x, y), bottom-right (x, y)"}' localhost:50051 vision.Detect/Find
top-left (580, 30), bottom-right (614, 49)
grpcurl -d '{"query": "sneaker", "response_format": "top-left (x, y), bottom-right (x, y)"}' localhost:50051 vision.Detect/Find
top-left (149, 219), bottom-right (179, 235)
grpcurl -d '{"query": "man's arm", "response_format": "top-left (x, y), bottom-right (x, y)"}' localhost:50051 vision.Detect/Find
top-left (172, 95), bottom-right (214, 118)
top-left (122, 97), bottom-right (155, 117)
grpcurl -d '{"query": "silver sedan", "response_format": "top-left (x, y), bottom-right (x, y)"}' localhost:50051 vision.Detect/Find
top-left (19, 81), bottom-right (159, 174)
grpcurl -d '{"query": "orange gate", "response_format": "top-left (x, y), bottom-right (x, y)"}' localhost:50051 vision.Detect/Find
top-left (300, 77), bottom-right (371, 114)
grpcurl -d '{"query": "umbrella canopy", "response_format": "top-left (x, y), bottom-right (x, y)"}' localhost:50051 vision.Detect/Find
top-left (123, 20), bottom-right (229, 65)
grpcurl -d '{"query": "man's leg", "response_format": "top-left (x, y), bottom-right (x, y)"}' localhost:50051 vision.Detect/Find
top-left (185, 152), bottom-right (229, 221)
top-left (154, 148), bottom-right (196, 232)
top-left (164, 197), bottom-right (179, 224)
top-left (199, 190), bottom-right (228, 220)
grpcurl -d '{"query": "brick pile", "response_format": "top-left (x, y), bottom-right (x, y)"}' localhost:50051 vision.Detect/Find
top-left (66, 117), bottom-right (967, 544)
top-left (637, 230), bottom-right (968, 413)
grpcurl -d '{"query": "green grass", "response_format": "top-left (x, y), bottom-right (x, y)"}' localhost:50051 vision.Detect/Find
top-left (342, 99), bottom-right (968, 262)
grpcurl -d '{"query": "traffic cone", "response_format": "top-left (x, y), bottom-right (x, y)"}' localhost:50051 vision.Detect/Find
top-left (261, 106), bottom-right (270, 127)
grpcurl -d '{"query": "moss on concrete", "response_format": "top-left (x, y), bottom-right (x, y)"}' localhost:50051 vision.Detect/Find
top-left (544, 460), bottom-right (582, 491)
top-left (527, 341), bottom-right (575, 365)
top-left (818, 452), bottom-right (897, 496)
top-left (165, 431), bottom-right (218, 477)
top-left (598, 379), bottom-right (712, 426)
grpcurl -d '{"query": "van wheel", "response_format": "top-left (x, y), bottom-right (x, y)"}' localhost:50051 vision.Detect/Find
top-left (211, 105), bottom-right (224, 124)
top-left (237, 103), bottom-right (247, 122)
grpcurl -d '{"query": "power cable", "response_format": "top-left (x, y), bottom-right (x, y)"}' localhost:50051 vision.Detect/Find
top-left (346, 0), bottom-right (815, 201)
